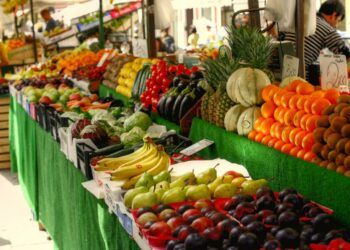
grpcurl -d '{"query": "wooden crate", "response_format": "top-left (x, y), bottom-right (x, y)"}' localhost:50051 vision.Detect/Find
top-left (0, 96), bottom-right (10, 169)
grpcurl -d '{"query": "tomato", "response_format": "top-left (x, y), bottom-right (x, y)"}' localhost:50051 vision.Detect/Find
top-left (151, 84), bottom-right (160, 93)
top-left (151, 64), bottom-right (157, 72)
top-left (191, 66), bottom-right (199, 72)
top-left (146, 79), bottom-right (156, 88)
top-left (150, 89), bottom-right (158, 98)
top-left (177, 64), bottom-right (185, 72)
top-left (159, 72), bottom-right (167, 80)
top-left (151, 97), bottom-right (159, 107)
top-left (145, 95), bottom-right (151, 105)
top-left (162, 78), bottom-right (171, 87)
top-left (140, 93), bottom-right (146, 102)
top-left (184, 69), bottom-right (192, 75)
top-left (168, 65), bottom-right (177, 73)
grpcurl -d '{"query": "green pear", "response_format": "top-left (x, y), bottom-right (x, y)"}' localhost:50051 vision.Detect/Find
top-left (124, 186), bottom-right (148, 208)
top-left (184, 185), bottom-right (196, 193)
top-left (186, 184), bottom-right (211, 201)
top-left (135, 172), bottom-right (154, 189)
top-left (132, 192), bottom-right (158, 209)
top-left (241, 179), bottom-right (268, 196)
top-left (155, 181), bottom-right (170, 190)
top-left (170, 172), bottom-right (196, 189)
top-left (208, 177), bottom-right (224, 194)
top-left (232, 177), bottom-right (247, 187)
top-left (223, 175), bottom-right (234, 183)
top-left (151, 181), bottom-right (170, 201)
top-left (214, 183), bottom-right (237, 198)
top-left (161, 187), bottom-right (186, 204)
top-left (153, 169), bottom-right (172, 184)
top-left (196, 167), bottom-right (217, 184)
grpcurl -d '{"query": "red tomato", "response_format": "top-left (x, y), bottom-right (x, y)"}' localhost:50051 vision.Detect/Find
top-left (191, 66), bottom-right (199, 72)
top-left (184, 69), bottom-right (192, 75)
top-left (162, 78), bottom-right (171, 87)
top-left (168, 65), bottom-right (177, 73)
top-left (140, 93), bottom-right (146, 102)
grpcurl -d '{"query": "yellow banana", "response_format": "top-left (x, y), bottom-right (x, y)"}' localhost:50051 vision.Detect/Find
top-left (117, 143), bottom-right (158, 169)
top-left (111, 150), bottom-right (162, 180)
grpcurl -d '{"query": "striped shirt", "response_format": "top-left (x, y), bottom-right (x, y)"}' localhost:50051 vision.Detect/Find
top-left (282, 16), bottom-right (349, 76)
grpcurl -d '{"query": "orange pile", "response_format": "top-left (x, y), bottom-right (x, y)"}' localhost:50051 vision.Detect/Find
top-left (248, 80), bottom-right (339, 162)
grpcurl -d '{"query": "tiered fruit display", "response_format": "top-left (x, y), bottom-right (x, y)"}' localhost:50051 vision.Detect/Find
top-left (132, 186), bottom-right (350, 250)
top-left (311, 94), bottom-right (350, 176)
top-left (249, 80), bottom-right (339, 163)
top-left (6, 38), bottom-right (26, 50)
top-left (115, 58), bottom-right (157, 98)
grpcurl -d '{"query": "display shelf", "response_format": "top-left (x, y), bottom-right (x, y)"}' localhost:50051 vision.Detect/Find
top-left (10, 98), bottom-right (139, 250)
top-left (189, 117), bottom-right (350, 228)
top-left (0, 95), bottom-right (10, 169)
top-left (98, 84), bottom-right (130, 106)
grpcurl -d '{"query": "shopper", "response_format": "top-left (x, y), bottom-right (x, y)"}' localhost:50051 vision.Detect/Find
top-left (187, 26), bottom-right (199, 50)
top-left (205, 25), bottom-right (216, 45)
top-left (40, 8), bottom-right (58, 33)
top-left (282, 0), bottom-right (350, 79)
top-left (161, 28), bottom-right (176, 54)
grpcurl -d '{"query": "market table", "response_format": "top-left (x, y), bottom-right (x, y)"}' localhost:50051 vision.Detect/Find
top-left (189, 117), bottom-right (350, 228)
top-left (10, 97), bottom-right (139, 250)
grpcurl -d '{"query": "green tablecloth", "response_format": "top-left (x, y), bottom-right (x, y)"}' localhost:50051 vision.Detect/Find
top-left (189, 117), bottom-right (350, 228)
top-left (10, 97), bottom-right (139, 250)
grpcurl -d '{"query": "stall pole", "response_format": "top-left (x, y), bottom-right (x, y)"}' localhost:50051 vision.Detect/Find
top-left (98, 0), bottom-right (105, 49)
top-left (295, 0), bottom-right (305, 78)
top-left (145, 0), bottom-right (156, 57)
top-left (248, 0), bottom-right (261, 29)
top-left (29, 0), bottom-right (38, 63)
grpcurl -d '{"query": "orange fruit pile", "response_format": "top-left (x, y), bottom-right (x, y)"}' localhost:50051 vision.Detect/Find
top-left (249, 80), bottom-right (339, 163)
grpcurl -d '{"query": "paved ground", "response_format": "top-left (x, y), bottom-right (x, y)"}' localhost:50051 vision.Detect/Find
top-left (0, 170), bottom-right (53, 250)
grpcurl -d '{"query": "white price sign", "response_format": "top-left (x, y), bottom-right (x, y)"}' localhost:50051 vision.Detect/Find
top-left (320, 54), bottom-right (349, 92)
top-left (97, 53), bottom-right (109, 67)
top-left (132, 39), bottom-right (148, 58)
top-left (282, 55), bottom-right (299, 79)
top-left (180, 139), bottom-right (214, 156)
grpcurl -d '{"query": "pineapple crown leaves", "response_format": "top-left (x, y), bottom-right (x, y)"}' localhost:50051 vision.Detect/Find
top-left (225, 26), bottom-right (274, 70)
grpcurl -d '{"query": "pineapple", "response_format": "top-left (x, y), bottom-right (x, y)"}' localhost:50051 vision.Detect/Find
top-left (213, 88), bottom-right (234, 128)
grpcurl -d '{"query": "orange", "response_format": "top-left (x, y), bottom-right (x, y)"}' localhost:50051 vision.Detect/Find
top-left (261, 85), bottom-right (279, 102)
top-left (302, 133), bottom-right (315, 150)
top-left (254, 117), bottom-right (265, 132)
top-left (294, 130), bottom-right (308, 148)
top-left (261, 101), bottom-right (277, 118)
top-left (304, 96), bottom-right (319, 114)
top-left (281, 92), bottom-right (295, 108)
top-left (284, 80), bottom-right (301, 92)
top-left (284, 109), bottom-right (297, 126)
top-left (290, 147), bottom-right (301, 157)
top-left (289, 128), bottom-right (302, 145)
top-left (296, 82), bottom-right (315, 95)
top-left (281, 143), bottom-right (294, 154)
top-left (270, 122), bottom-right (280, 138)
top-left (278, 108), bottom-right (288, 124)
top-left (274, 107), bottom-right (284, 121)
top-left (311, 98), bottom-right (332, 115)
top-left (296, 149), bottom-right (307, 159)
top-left (261, 135), bottom-right (273, 145)
top-left (274, 123), bottom-right (285, 140)
top-left (288, 95), bottom-right (301, 109)
top-left (267, 138), bottom-right (278, 148)
top-left (248, 131), bottom-right (258, 141)
top-left (273, 140), bottom-right (285, 151)
top-left (293, 110), bottom-right (306, 128)
top-left (304, 151), bottom-right (316, 162)
top-left (311, 90), bottom-right (325, 98)
top-left (300, 114), bottom-right (312, 131)
top-left (254, 132), bottom-right (265, 143)
top-left (324, 88), bottom-right (339, 104)
top-left (261, 118), bottom-right (275, 135)
top-left (281, 126), bottom-right (294, 143)
top-left (305, 115), bottom-right (320, 132)
top-left (273, 89), bottom-right (287, 106)
top-left (296, 96), bottom-right (308, 110)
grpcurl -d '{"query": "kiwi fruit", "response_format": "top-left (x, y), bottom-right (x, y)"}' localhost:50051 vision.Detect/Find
top-left (336, 153), bottom-right (346, 166)
top-left (340, 106), bottom-right (350, 121)
top-left (312, 156), bottom-right (322, 165)
top-left (319, 160), bottom-right (329, 168)
top-left (327, 162), bottom-right (337, 171)
top-left (336, 138), bottom-right (349, 153)
top-left (330, 116), bottom-right (347, 133)
top-left (321, 145), bottom-right (331, 160)
top-left (312, 143), bottom-right (323, 156)
top-left (327, 133), bottom-right (342, 149)
top-left (329, 113), bottom-right (338, 124)
top-left (322, 104), bottom-right (335, 116)
top-left (337, 95), bottom-right (350, 104)
top-left (328, 150), bottom-right (337, 162)
top-left (344, 170), bottom-right (350, 177)
top-left (323, 128), bottom-right (335, 142)
top-left (341, 124), bottom-right (350, 138)
top-left (313, 127), bottom-right (327, 143)
top-left (334, 103), bottom-right (349, 114)
top-left (336, 166), bottom-right (346, 174)
top-left (316, 115), bottom-right (330, 128)
top-left (344, 156), bottom-right (350, 169)
top-left (345, 141), bottom-right (350, 155)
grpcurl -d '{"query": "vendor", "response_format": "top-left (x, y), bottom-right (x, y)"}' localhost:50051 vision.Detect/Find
top-left (282, 0), bottom-right (350, 80)
top-left (40, 8), bottom-right (58, 33)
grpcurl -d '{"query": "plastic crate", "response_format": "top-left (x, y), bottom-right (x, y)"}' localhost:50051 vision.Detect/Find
top-left (58, 127), bottom-right (69, 157)
top-left (35, 104), bottom-right (52, 131)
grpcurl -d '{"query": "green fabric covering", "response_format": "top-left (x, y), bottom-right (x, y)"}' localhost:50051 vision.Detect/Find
top-left (99, 84), bottom-right (130, 106)
top-left (150, 113), bottom-right (181, 134)
top-left (189, 117), bottom-right (350, 228)
top-left (10, 98), bottom-right (139, 250)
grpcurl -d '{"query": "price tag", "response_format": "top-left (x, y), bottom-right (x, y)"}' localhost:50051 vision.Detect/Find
top-left (320, 54), bottom-right (349, 92)
top-left (282, 55), bottom-right (299, 79)
top-left (132, 39), bottom-right (148, 58)
top-left (180, 139), bottom-right (214, 156)
top-left (97, 53), bottom-right (109, 67)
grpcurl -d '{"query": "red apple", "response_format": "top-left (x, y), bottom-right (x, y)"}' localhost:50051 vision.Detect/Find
top-left (177, 225), bottom-right (197, 241)
top-left (224, 170), bottom-right (243, 178)
top-left (39, 96), bottom-right (52, 105)
top-left (183, 209), bottom-right (202, 222)
top-left (149, 221), bottom-right (172, 237)
top-left (191, 217), bottom-right (214, 233)
top-left (69, 93), bottom-right (81, 101)
top-left (194, 199), bottom-right (213, 209)
top-left (167, 216), bottom-right (186, 231)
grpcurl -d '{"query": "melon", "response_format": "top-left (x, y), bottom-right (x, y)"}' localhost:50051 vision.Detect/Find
top-left (227, 68), bottom-right (271, 107)
top-left (237, 106), bottom-right (262, 136)
top-left (279, 76), bottom-right (306, 89)
top-left (224, 104), bottom-right (249, 132)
